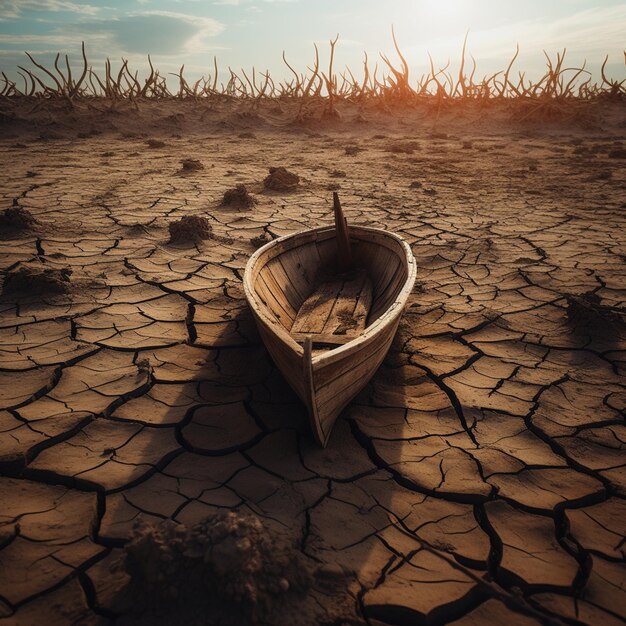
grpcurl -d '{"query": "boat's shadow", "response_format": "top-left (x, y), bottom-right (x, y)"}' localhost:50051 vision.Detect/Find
top-left (292, 307), bottom-right (492, 623)
top-left (102, 297), bottom-right (488, 623)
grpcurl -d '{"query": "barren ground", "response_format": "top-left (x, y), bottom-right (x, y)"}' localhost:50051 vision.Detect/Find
top-left (0, 101), bottom-right (625, 625)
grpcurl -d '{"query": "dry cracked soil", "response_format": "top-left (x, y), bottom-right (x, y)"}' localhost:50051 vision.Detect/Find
top-left (0, 101), bottom-right (624, 625)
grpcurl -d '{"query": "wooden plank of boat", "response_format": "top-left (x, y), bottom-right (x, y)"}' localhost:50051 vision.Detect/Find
top-left (291, 269), bottom-right (372, 339)
top-left (243, 195), bottom-right (417, 447)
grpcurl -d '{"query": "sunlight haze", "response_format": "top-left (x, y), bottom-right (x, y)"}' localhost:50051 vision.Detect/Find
top-left (0, 0), bottom-right (624, 89)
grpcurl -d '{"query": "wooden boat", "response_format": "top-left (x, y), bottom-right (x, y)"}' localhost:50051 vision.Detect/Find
top-left (243, 194), bottom-right (416, 446)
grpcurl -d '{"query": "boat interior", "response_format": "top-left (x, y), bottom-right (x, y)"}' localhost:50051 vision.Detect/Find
top-left (253, 230), bottom-right (408, 349)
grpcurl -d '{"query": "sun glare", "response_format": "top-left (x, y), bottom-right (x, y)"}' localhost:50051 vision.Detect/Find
top-left (421, 0), bottom-right (469, 20)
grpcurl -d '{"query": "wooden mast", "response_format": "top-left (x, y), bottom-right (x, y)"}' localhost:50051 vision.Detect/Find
top-left (333, 192), bottom-right (352, 272)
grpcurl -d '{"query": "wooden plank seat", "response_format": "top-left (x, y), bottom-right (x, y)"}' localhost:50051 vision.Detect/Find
top-left (290, 269), bottom-right (373, 346)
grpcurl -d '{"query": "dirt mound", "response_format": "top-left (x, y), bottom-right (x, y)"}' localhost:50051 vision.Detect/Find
top-left (124, 223), bottom-right (150, 237)
top-left (2, 266), bottom-right (72, 296)
top-left (344, 145), bottom-right (362, 156)
top-left (168, 215), bottom-right (212, 243)
top-left (263, 167), bottom-right (299, 191)
top-left (0, 205), bottom-right (38, 233)
top-left (180, 158), bottom-right (204, 172)
top-left (122, 511), bottom-right (314, 625)
top-left (222, 184), bottom-right (257, 209)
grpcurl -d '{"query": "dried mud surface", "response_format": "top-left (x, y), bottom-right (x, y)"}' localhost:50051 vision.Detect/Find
top-left (0, 102), bottom-right (625, 625)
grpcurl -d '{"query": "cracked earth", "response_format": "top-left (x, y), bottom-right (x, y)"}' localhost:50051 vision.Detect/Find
top-left (0, 102), bottom-right (624, 625)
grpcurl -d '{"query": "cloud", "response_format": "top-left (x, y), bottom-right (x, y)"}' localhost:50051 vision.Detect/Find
top-left (0, 34), bottom-right (85, 45)
top-left (65, 11), bottom-right (224, 56)
top-left (0, 0), bottom-right (99, 20)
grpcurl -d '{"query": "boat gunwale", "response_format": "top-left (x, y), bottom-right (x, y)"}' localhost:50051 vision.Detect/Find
top-left (243, 224), bottom-right (417, 367)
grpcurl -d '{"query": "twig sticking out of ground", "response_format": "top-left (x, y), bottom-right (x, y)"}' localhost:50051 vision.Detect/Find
top-left (1, 32), bottom-right (623, 112)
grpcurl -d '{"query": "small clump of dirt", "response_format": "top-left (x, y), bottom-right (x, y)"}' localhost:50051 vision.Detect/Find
top-left (387, 141), bottom-right (420, 154)
top-left (263, 167), bottom-right (300, 192)
top-left (0, 205), bottom-right (38, 233)
top-left (566, 291), bottom-right (625, 335)
top-left (250, 233), bottom-right (269, 249)
top-left (168, 215), bottom-right (212, 244)
top-left (409, 181), bottom-right (422, 189)
top-left (180, 158), bottom-right (204, 172)
top-left (329, 169), bottom-right (346, 178)
top-left (607, 148), bottom-right (626, 159)
top-left (335, 311), bottom-right (358, 335)
top-left (135, 357), bottom-right (152, 376)
top-left (2, 266), bottom-right (72, 296)
top-left (222, 184), bottom-right (257, 209)
top-left (125, 223), bottom-right (150, 237)
top-left (146, 139), bottom-right (166, 149)
top-left (77, 129), bottom-right (100, 139)
top-left (120, 511), bottom-right (313, 625)
top-left (344, 145), bottom-right (362, 156)
top-left (595, 170), bottom-right (612, 180)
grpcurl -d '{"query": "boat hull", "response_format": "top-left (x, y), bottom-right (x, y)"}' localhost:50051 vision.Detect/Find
top-left (243, 225), bottom-right (416, 446)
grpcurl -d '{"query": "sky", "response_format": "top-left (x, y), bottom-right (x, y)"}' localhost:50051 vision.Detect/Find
top-left (0, 0), bottom-right (624, 91)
